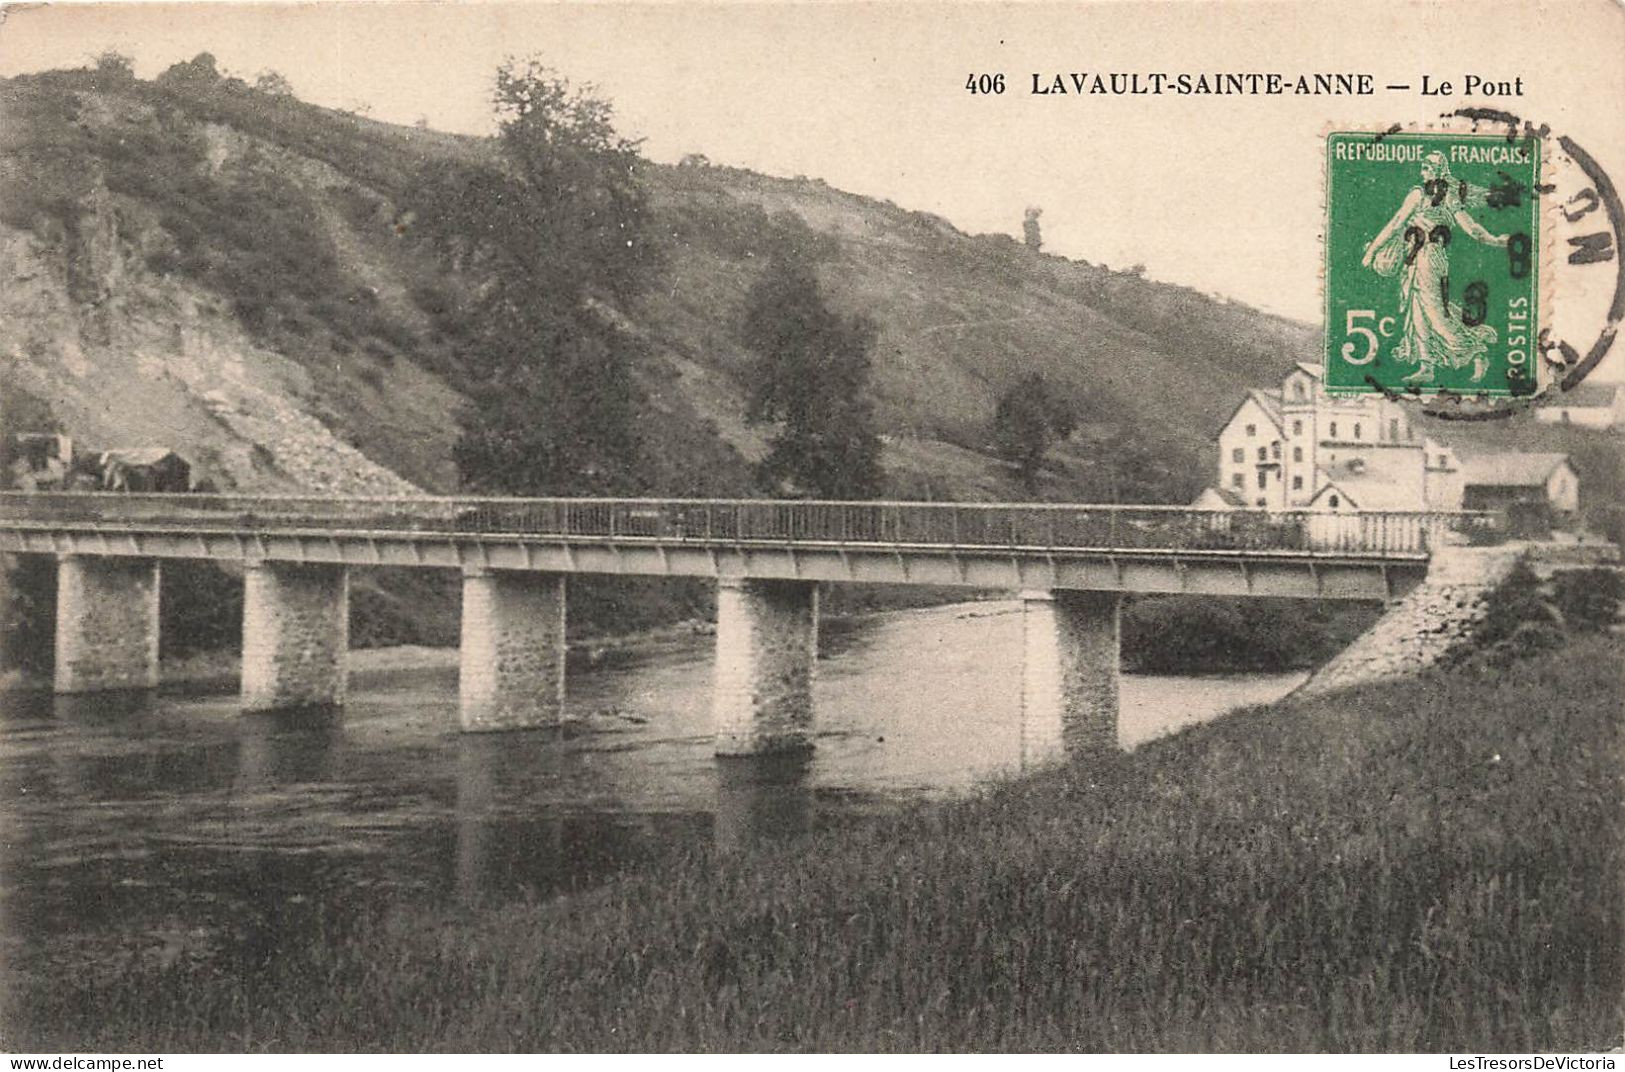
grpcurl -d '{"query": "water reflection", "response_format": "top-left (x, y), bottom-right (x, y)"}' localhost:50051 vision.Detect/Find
top-left (713, 752), bottom-right (813, 853)
top-left (453, 733), bottom-right (568, 907)
top-left (237, 706), bottom-right (342, 789)
top-left (0, 600), bottom-right (1307, 977)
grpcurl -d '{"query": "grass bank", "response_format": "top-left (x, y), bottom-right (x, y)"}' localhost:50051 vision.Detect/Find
top-left (6, 635), bottom-right (1620, 1052)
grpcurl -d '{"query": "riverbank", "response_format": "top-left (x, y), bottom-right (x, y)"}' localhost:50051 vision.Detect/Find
top-left (6, 629), bottom-right (1617, 1052)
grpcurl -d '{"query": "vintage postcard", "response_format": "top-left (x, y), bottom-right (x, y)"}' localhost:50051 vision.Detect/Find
top-left (0, 0), bottom-right (1621, 1057)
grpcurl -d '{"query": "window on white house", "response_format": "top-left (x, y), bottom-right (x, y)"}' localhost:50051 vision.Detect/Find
top-left (1232, 448), bottom-right (1243, 463)
top-left (1257, 471), bottom-right (1267, 490)
top-left (1246, 424), bottom-right (1256, 437)
top-left (1329, 421), bottom-right (1339, 438)
top-left (1389, 418), bottom-right (1399, 440)
top-left (1294, 381), bottom-right (1306, 400)
top-left (1293, 446), bottom-right (1303, 462)
top-left (1292, 475), bottom-right (1303, 490)
top-left (1271, 442), bottom-right (1281, 459)
top-left (1438, 454), bottom-right (1448, 467)
top-left (1231, 472), bottom-right (1243, 488)
top-left (1292, 420), bottom-right (1302, 436)
top-left (1353, 424), bottom-right (1362, 440)
top-left (1329, 494), bottom-right (1341, 508)
top-left (1257, 447), bottom-right (1268, 462)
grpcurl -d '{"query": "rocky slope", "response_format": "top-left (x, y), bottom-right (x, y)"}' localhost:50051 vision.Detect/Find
top-left (0, 64), bottom-right (1321, 502)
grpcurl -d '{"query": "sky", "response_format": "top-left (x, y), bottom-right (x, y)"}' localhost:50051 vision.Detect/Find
top-left (2, 0), bottom-right (1623, 376)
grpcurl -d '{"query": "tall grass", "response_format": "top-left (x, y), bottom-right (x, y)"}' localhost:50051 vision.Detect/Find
top-left (5, 638), bottom-right (1619, 1052)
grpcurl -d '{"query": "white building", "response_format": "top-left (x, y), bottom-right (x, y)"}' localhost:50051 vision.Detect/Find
top-left (1195, 363), bottom-right (1590, 527)
top-left (1533, 383), bottom-right (1624, 430)
top-left (1202, 362), bottom-right (1460, 512)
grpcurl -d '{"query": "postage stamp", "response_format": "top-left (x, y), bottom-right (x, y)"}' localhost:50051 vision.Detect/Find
top-left (1324, 129), bottom-right (1542, 399)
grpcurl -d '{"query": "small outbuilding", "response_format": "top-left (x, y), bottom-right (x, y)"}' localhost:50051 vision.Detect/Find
top-left (1459, 453), bottom-right (1579, 516)
top-left (96, 449), bottom-right (193, 492)
top-left (1533, 383), bottom-right (1624, 429)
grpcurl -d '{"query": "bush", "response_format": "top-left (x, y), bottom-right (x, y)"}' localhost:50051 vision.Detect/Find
top-left (1439, 556), bottom-right (1618, 670)
top-left (1470, 557), bottom-right (1551, 650)
top-left (1122, 596), bottom-right (1380, 674)
top-left (1550, 568), bottom-right (1624, 633)
top-left (1592, 503), bottom-right (1625, 548)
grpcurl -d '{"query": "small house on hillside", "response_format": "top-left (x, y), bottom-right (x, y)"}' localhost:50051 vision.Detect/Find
top-left (1534, 383), bottom-right (1624, 429)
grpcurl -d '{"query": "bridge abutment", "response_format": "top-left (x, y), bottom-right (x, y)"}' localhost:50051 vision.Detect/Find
top-left (54, 555), bottom-right (160, 693)
top-left (241, 561), bottom-right (350, 711)
top-left (1020, 589), bottom-right (1121, 764)
top-left (458, 568), bottom-right (567, 732)
top-left (713, 578), bottom-right (818, 755)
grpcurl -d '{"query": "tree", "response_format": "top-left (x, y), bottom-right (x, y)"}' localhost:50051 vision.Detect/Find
top-left (89, 50), bottom-right (135, 87)
top-left (741, 251), bottom-right (883, 498)
top-left (992, 372), bottom-right (1076, 489)
top-left (156, 52), bottom-right (221, 88)
top-left (408, 58), bottom-right (658, 495)
top-left (1022, 206), bottom-right (1043, 251)
top-left (253, 70), bottom-right (295, 97)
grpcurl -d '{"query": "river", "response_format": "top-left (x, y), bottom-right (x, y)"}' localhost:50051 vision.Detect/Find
top-left (0, 600), bottom-right (1303, 980)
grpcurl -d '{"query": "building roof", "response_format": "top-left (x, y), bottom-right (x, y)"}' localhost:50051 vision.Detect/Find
top-left (1219, 388), bottom-right (1286, 435)
top-left (1312, 460), bottom-right (1427, 510)
top-left (100, 448), bottom-right (188, 468)
top-left (1292, 362), bottom-right (1324, 381)
top-left (1194, 486), bottom-right (1248, 508)
top-left (1539, 382), bottom-right (1620, 409)
top-left (1247, 388), bottom-right (1284, 431)
top-left (1459, 452), bottom-right (1571, 488)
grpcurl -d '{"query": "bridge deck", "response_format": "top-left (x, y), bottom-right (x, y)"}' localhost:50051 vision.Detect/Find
top-left (0, 494), bottom-right (1489, 599)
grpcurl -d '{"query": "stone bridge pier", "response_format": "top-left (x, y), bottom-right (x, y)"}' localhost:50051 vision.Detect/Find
top-left (54, 555), bottom-right (161, 694)
top-left (241, 561), bottom-right (350, 711)
top-left (712, 578), bottom-right (819, 755)
top-left (458, 568), bottom-right (568, 732)
top-left (1020, 589), bottom-right (1122, 765)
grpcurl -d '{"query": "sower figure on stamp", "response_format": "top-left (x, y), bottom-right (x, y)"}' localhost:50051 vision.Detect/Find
top-left (1361, 151), bottom-right (1512, 384)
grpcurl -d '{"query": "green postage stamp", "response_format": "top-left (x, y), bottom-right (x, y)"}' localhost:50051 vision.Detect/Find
top-left (1324, 130), bottom-right (1542, 398)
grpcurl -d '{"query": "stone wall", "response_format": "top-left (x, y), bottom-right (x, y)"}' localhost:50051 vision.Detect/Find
top-left (713, 579), bottom-right (818, 755)
top-left (54, 555), bottom-right (160, 692)
top-left (1296, 546), bottom-right (1525, 698)
top-left (458, 570), bottom-right (567, 732)
top-left (240, 562), bottom-right (349, 710)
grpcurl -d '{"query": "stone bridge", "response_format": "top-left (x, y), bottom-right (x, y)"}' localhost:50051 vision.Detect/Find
top-left (0, 493), bottom-right (1492, 762)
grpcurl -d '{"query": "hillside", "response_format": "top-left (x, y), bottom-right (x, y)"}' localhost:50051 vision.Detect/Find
top-left (0, 63), bottom-right (1327, 504)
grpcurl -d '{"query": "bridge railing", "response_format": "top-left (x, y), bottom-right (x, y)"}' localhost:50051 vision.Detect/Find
top-left (0, 493), bottom-right (1496, 556)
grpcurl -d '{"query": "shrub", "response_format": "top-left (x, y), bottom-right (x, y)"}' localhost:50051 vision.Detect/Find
top-left (1550, 568), bottom-right (1624, 633)
top-left (1441, 556), bottom-right (1587, 669)
top-left (1121, 596), bottom-right (1379, 673)
top-left (1472, 557), bottom-right (1550, 649)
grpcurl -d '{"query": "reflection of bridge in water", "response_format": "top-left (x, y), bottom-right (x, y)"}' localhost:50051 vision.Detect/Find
top-left (0, 493), bottom-right (1492, 764)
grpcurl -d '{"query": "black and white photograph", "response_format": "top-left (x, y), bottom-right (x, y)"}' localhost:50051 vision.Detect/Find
top-left (0, 0), bottom-right (1622, 1055)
